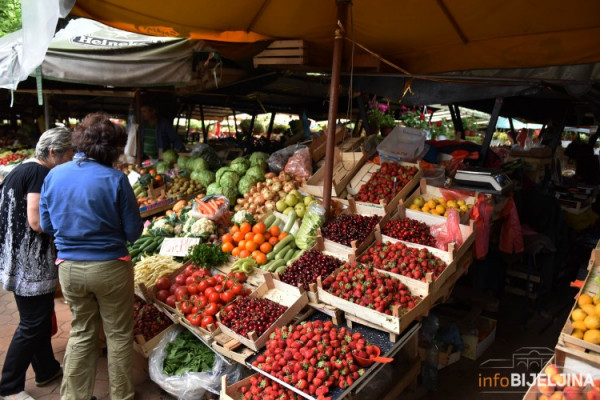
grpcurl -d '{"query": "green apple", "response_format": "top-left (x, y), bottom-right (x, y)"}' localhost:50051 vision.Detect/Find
top-left (304, 195), bottom-right (315, 206)
top-left (276, 199), bottom-right (287, 212)
top-left (283, 207), bottom-right (295, 216)
top-left (285, 193), bottom-right (299, 207)
top-left (294, 203), bottom-right (306, 218)
top-left (289, 189), bottom-right (301, 199)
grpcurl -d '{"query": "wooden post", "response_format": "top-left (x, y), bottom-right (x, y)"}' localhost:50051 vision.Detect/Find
top-left (135, 89), bottom-right (142, 165)
top-left (323, 0), bottom-right (350, 218)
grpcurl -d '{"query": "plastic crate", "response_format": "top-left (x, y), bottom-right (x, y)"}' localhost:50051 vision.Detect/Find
top-left (377, 126), bottom-right (427, 162)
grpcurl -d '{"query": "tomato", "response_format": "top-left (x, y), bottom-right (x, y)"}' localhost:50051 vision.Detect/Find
top-left (225, 279), bottom-right (235, 289)
top-left (214, 284), bottom-right (223, 293)
top-left (187, 282), bottom-right (199, 295)
top-left (215, 274), bottom-right (225, 284)
top-left (231, 282), bottom-right (244, 295)
top-left (174, 286), bottom-right (189, 301)
top-left (169, 283), bottom-right (178, 294)
top-left (185, 276), bottom-right (196, 286)
top-left (220, 290), bottom-right (235, 304)
top-left (204, 287), bottom-right (216, 296)
top-left (197, 280), bottom-right (209, 293)
top-left (187, 313), bottom-right (202, 326)
top-left (206, 277), bottom-right (217, 287)
top-left (201, 315), bottom-right (215, 328)
top-left (196, 295), bottom-right (208, 309)
top-left (165, 295), bottom-right (177, 308)
top-left (179, 300), bottom-right (193, 314)
top-left (233, 272), bottom-right (247, 283)
top-left (174, 273), bottom-right (187, 286)
top-left (224, 303), bottom-right (236, 313)
top-left (205, 302), bottom-right (219, 316)
top-left (156, 289), bottom-right (169, 302)
top-left (208, 292), bottom-right (221, 304)
top-left (189, 294), bottom-right (199, 304)
top-left (156, 277), bottom-right (171, 290)
top-left (184, 264), bottom-right (197, 277)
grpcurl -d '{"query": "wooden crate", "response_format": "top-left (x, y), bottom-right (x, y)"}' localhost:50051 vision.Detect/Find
top-left (253, 40), bottom-right (307, 67)
top-left (217, 273), bottom-right (308, 351)
top-left (316, 271), bottom-right (430, 341)
top-left (133, 324), bottom-right (177, 358)
top-left (220, 374), bottom-right (263, 400)
top-left (558, 249), bottom-right (600, 365)
top-left (404, 179), bottom-right (477, 225)
top-left (308, 125), bottom-right (346, 163)
top-left (302, 148), bottom-right (367, 198)
top-left (346, 161), bottom-right (422, 214)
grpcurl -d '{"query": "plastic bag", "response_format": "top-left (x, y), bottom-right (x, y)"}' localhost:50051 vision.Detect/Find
top-left (296, 202), bottom-right (326, 250)
top-left (189, 195), bottom-right (229, 221)
top-left (498, 196), bottom-right (524, 254)
top-left (284, 147), bottom-right (312, 178)
top-left (268, 144), bottom-right (307, 173)
top-left (469, 194), bottom-right (493, 259)
top-left (439, 188), bottom-right (474, 201)
top-left (148, 326), bottom-right (232, 399)
top-left (430, 208), bottom-right (463, 251)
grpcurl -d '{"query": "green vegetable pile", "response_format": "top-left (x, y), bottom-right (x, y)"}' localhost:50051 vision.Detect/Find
top-left (188, 243), bottom-right (229, 267)
top-left (163, 330), bottom-right (215, 375)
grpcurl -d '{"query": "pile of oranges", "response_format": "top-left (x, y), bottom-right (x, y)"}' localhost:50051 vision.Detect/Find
top-left (221, 221), bottom-right (289, 265)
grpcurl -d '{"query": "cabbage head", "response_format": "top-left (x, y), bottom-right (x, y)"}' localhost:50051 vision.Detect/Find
top-left (245, 165), bottom-right (266, 182)
top-left (189, 157), bottom-right (208, 172)
top-left (238, 175), bottom-right (258, 195)
top-left (156, 161), bottom-right (170, 175)
top-left (216, 186), bottom-right (237, 205)
top-left (219, 170), bottom-right (240, 189)
top-left (249, 152), bottom-right (269, 166)
top-left (162, 149), bottom-right (178, 165)
top-left (216, 167), bottom-right (233, 183)
top-left (206, 182), bottom-right (220, 195)
top-left (194, 170), bottom-right (215, 188)
top-left (177, 155), bottom-right (189, 169)
top-left (229, 157), bottom-right (250, 175)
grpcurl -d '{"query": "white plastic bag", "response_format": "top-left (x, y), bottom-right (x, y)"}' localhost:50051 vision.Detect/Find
top-left (148, 326), bottom-right (226, 399)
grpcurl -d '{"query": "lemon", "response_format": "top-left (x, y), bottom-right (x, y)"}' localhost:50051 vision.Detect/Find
top-left (572, 308), bottom-right (587, 321)
top-left (431, 209), bottom-right (442, 216)
top-left (435, 205), bottom-right (446, 214)
top-left (426, 199), bottom-right (437, 209)
top-left (459, 205), bottom-right (469, 213)
top-left (457, 199), bottom-right (466, 206)
top-left (446, 200), bottom-right (458, 209)
top-left (410, 204), bottom-right (420, 210)
top-left (585, 315), bottom-right (600, 330)
top-left (579, 293), bottom-right (594, 307)
top-left (595, 303), bottom-right (600, 315)
top-left (584, 329), bottom-right (600, 344)
top-left (422, 205), bottom-right (431, 212)
top-left (413, 197), bottom-right (425, 207)
top-left (572, 329), bottom-right (585, 339)
top-left (572, 320), bottom-right (588, 331)
top-left (582, 304), bottom-right (597, 317)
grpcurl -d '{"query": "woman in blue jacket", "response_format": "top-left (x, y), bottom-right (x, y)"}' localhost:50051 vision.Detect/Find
top-left (40, 113), bottom-right (143, 400)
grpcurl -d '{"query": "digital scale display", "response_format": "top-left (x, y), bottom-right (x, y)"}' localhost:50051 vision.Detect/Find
top-left (453, 168), bottom-right (513, 194)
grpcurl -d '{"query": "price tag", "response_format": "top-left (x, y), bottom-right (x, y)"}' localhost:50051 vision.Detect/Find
top-left (159, 237), bottom-right (201, 257)
top-left (128, 170), bottom-right (141, 187)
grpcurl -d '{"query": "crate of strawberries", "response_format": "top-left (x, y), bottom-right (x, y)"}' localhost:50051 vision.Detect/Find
top-left (345, 161), bottom-right (421, 213)
top-left (132, 296), bottom-right (176, 358)
top-left (217, 273), bottom-right (308, 351)
top-left (317, 262), bottom-right (429, 338)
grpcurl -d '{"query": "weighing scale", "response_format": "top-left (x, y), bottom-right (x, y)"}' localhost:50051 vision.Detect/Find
top-left (453, 167), bottom-right (513, 194)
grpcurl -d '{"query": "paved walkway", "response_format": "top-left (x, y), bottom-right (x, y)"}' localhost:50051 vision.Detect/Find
top-left (0, 288), bottom-right (166, 400)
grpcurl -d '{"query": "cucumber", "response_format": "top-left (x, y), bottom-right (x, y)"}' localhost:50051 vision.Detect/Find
top-left (283, 211), bottom-right (297, 233)
top-left (275, 266), bottom-right (287, 274)
top-left (134, 236), bottom-right (154, 246)
top-left (268, 260), bottom-right (286, 272)
top-left (264, 214), bottom-right (277, 228)
top-left (275, 245), bottom-right (291, 260)
top-left (143, 237), bottom-right (162, 252)
top-left (130, 248), bottom-right (142, 258)
top-left (267, 251), bottom-right (278, 261)
top-left (273, 235), bottom-right (295, 253)
top-left (283, 248), bottom-right (295, 262)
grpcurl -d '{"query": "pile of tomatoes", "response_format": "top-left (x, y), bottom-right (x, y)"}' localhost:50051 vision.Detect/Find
top-left (221, 221), bottom-right (290, 265)
top-left (154, 263), bottom-right (250, 329)
top-left (0, 153), bottom-right (27, 166)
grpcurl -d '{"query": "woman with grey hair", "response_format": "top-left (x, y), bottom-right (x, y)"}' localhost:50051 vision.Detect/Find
top-left (0, 126), bottom-right (74, 400)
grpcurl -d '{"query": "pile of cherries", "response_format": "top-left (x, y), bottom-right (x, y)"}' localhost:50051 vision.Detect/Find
top-left (219, 297), bottom-right (287, 339)
top-left (279, 249), bottom-right (344, 290)
top-left (321, 214), bottom-right (381, 247)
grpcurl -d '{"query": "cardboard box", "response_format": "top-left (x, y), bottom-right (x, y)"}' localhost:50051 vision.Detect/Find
top-left (461, 316), bottom-right (497, 360)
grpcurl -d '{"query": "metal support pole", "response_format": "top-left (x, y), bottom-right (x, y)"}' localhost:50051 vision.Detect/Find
top-left (43, 94), bottom-right (50, 131)
top-left (199, 105), bottom-right (207, 143)
top-left (508, 118), bottom-right (517, 142)
top-left (267, 112), bottom-right (276, 139)
top-left (323, 0), bottom-right (349, 217)
top-left (479, 97), bottom-right (503, 167)
top-left (134, 90), bottom-right (142, 165)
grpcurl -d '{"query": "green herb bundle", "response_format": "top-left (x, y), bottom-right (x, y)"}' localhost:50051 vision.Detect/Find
top-left (162, 330), bottom-right (215, 375)
top-left (187, 243), bottom-right (228, 268)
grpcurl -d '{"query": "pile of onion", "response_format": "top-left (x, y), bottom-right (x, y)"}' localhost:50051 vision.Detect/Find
top-left (234, 171), bottom-right (304, 220)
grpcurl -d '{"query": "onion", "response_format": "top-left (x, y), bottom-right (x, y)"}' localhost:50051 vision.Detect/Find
top-left (265, 172), bottom-right (277, 179)
top-left (271, 176), bottom-right (280, 183)
top-left (234, 205), bottom-right (243, 212)
top-left (261, 188), bottom-right (275, 200)
top-left (283, 182), bottom-right (295, 193)
top-left (256, 195), bottom-right (265, 204)
top-left (265, 201), bottom-right (275, 211)
top-left (250, 187), bottom-right (257, 195)
top-left (256, 182), bottom-right (264, 190)
top-left (278, 190), bottom-right (287, 199)
top-left (271, 182), bottom-right (282, 192)
top-left (244, 193), bottom-right (250, 200)
top-left (248, 205), bottom-right (257, 214)
top-left (237, 198), bottom-right (245, 205)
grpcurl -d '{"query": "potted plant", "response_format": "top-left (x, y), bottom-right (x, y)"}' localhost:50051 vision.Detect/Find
top-left (379, 113), bottom-right (397, 137)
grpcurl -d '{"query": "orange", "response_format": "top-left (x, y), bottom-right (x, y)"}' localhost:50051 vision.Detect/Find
top-left (231, 225), bottom-right (240, 234)
top-left (221, 242), bottom-right (234, 253)
top-left (238, 240), bottom-right (246, 250)
top-left (269, 225), bottom-right (280, 237)
top-left (252, 250), bottom-right (262, 258)
top-left (260, 242), bottom-right (273, 254)
top-left (255, 252), bottom-right (267, 265)
top-left (278, 232), bottom-right (288, 241)
top-left (253, 222), bottom-right (267, 234)
top-left (253, 233), bottom-right (266, 245)
top-left (221, 233), bottom-right (233, 244)
top-left (245, 241), bottom-right (258, 252)
top-left (231, 247), bottom-right (241, 257)
top-left (264, 232), bottom-right (271, 240)
top-left (239, 249), bottom-right (250, 258)
top-left (268, 236), bottom-right (279, 246)
top-left (232, 231), bottom-right (244, 243)
top-left (240, 222), bottom-right (252, 234)
top-left (244, 232), bottom-right (255, 241)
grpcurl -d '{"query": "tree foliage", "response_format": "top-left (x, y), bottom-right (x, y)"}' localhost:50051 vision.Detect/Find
top-left (0, 0), bottom-right (22, 38)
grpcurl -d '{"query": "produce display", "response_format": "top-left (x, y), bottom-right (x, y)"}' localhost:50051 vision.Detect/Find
top-left (155, 264), bottom-right (249, 330)
top-left (133, 297), bottom-right (173, 342)
top-left (133, 254), bottom-right (183, 289)
top-left (165, 175), bottom-right (204, 198)
top-left (162, 329), bottom-right (215, 376)
top-left (279, 249), bottom-right (344, 290)
top-left (533, 362), bottom-right (597, 400)
top-left (569, 292), bottom-right (600, 344)
top-left (0, 149), bottom-right (30, 165)
top-left (359, 241), bottom-right (447, 282)
top-left (382, 217), bottom-right (436, 247)
top-left (128, 235), bottom-right (166, 263)
top-left (187, 243), bottom-right (229, 268)
top-left (355, 162), bottom-right (418, 204)
top-left (235, 375), bottom-right (301, 400)
top-left (321, 214), bottom-right (381, 247)
top-left (322, 263), bottom-right (421, 314)
top-left (219, 297), bottom-right (288, 339)
top-left (251, 320), bottom-right (370, 397)
top-left (408, 196), bottom-right (472, 217)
